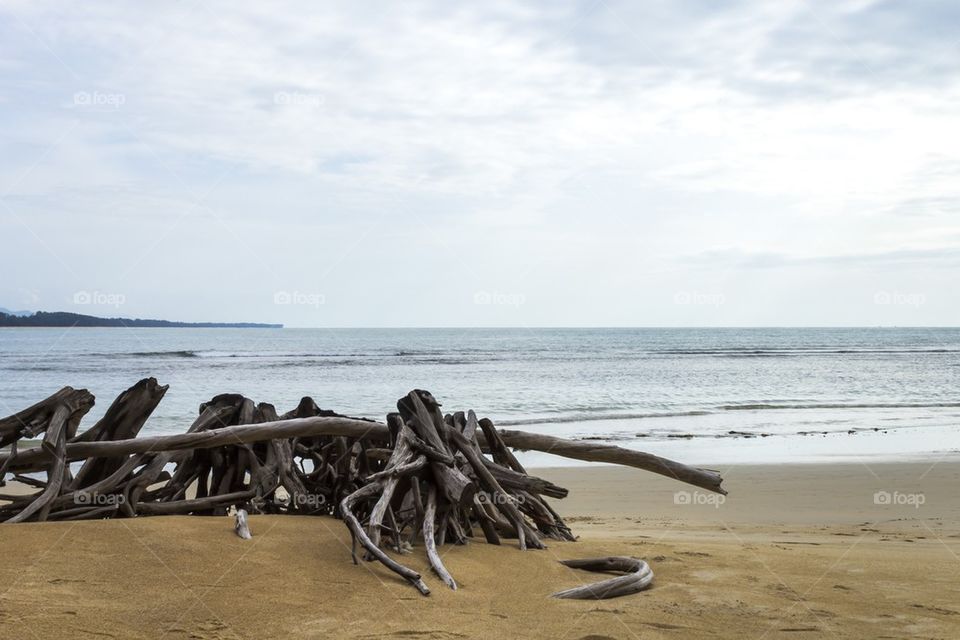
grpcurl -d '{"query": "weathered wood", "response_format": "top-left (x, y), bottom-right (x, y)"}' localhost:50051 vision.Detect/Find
top-left (446, 425), bottom-right (544, 550)
top-left (552, 556), bottom-right (654, 599)
top-left (400, 391), bottom-right (476, 508)
top-left (0, 440), bottom-right (17, 486)
top-left (5, 404), bottom-right (71, 523)
top-left (71, 377), bottom-right (168, 489)
top-left (0, 386), bottom-right (95, 447)
top-left (340, 481), bottom-right (430, 595)
top-left (0, 416), bottom-right (392, 471)
top-left (495, 429), bottom-right (726, 495)
top-left (48, 504), bottom-right (121, 521)
top-left (423, 484), bottom-right (457, 590)
top-left (408, 479), bottom-right (425, 545)
top-left (136, 490), bottom-right (255, 516)
top-left (484, 461), bottom-right (567, 499)
top-left (367, 425), bottom-right (422, 550)
top-left (478, 417), bottom-right (525, 473)
top-left (124, 404), bottom-right (236, 507)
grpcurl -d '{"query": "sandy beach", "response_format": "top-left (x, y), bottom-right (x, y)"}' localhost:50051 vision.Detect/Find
top-left (2, 460), bottom-right (958, 639)
top-left (5, 0), bottom-right (959, 635)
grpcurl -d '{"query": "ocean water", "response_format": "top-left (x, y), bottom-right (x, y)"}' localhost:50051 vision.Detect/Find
top-left (1, 327), bottom-right (959, 465)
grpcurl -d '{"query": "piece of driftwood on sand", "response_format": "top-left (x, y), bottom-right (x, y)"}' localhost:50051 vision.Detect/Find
top-left (0, 378), bottom-right (725, 598)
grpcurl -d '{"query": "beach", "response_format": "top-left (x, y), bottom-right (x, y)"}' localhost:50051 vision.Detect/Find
top-left (5, 0), bottom-right (959, 636)
top-left (2, 460), bottom-right (958, 639)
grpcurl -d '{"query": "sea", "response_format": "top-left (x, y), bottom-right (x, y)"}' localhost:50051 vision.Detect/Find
top-left (2, 327), bottom-right (959, 466)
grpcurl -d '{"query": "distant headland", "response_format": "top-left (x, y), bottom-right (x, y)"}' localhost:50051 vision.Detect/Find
top-left (0, 309), bottom-right (282, 329)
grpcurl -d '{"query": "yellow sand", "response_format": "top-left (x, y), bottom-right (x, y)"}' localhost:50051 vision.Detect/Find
top-left (1, 461), bottom-right (958, 639)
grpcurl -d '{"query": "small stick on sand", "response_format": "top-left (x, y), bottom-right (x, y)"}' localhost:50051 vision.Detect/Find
top-left (235, 508), bottom-right (252, 539)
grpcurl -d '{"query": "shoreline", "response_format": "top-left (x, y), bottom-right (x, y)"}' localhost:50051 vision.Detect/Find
top-left (517, 417), bottom-right (960, 467)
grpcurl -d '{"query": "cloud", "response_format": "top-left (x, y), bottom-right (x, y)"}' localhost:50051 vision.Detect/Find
top-left (1, 0), bottom-right (959, 325)
top-left (684, 246), bottom-right (960, 269)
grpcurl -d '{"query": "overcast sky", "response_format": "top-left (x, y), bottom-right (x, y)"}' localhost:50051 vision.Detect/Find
top-left (1, 0), bottom-right (957, 327)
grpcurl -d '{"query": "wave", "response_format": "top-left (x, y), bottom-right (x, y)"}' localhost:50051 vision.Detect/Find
top-left (653, 348), bottom-right (959, 357)
top-left (109, 350), bottom-right (200, 358)
top-left (498, 410), bottom-right (713, 426)
top-left (254, 357), bottom-right (480, 368)
top-left (80, 345), bottom-right (960, 363)
top-left (108, 350), bottom-right (360, 359)
top-left (98, 350), bottom-right (497, 361)
top-left (497, 401), bottom-right (960, 427)
top-left (719, 401), bottom-right (960, 411)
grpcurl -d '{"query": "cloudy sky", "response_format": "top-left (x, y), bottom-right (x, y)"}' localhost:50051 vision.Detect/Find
top-left (1, 0), bottom-right (957, 326)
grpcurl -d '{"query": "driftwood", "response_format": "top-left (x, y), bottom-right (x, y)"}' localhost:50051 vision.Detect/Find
top-left (0, 386), bottom-right (95, 450)
top-left (551, 557), bottom-right (654, 599)
top-left (495, 430), bottom-right (725, 494)
top-left (1, 387), bottom-right (95, 522)
top-left (70, 378), bottom-right (168, 490)
top-left (0, 378), bottom-right (725, 597)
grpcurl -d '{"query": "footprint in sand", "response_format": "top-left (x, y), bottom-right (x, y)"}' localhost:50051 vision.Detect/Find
top-left (769, 584), bottom-right (804, 601)
top-left (174, 619), bottom-right (235, 640)
top-left (644, 622), bottom-right (687, 630)
top-left (910, 604), bottom-right (959, 616)
top-left (360, 631), bottom-right (467, 639)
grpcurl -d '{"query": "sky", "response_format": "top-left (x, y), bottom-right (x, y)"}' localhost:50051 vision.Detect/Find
top-left (0, 0), bottom-right (958, 327)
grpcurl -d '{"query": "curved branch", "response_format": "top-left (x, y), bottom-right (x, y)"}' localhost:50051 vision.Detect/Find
top-left (552, 557), bottom-right (654, 599)
top-left (340, 482), bottom-right (431, 596)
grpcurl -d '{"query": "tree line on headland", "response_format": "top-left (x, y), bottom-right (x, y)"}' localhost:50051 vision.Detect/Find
top-left (0, 310), bottom-right (282, 329)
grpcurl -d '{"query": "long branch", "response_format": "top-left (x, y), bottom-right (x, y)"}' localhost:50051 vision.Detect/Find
top-left (1, 418), bottom-right (725, 493)
top-left (495, 429), bottom-right (726, 495)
